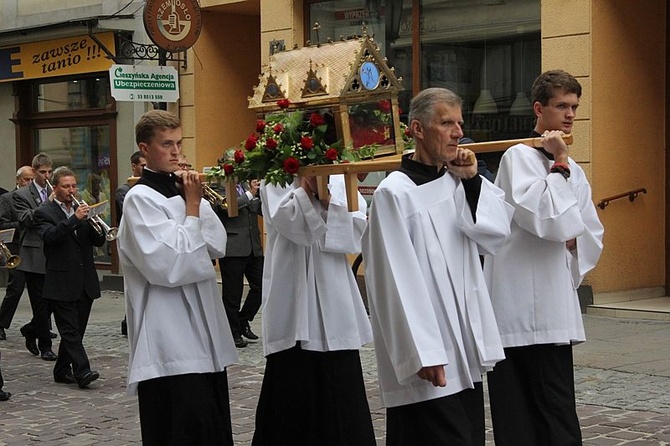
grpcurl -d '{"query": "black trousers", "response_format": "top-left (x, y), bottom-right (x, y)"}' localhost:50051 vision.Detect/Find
top-left (49, 296), bottom-right (93, 379)
top-left (219, 255), bottom-right (263, 338)
top-left (137, 371), bottom-right (233, 446)
top-left (487, 344), bottom-right (582, 446)
top-left (386, 382), bottom-right (486, 446)
top-left (253, 345), bottom-right (376, 446)
top-left (0, 350), bottom-right (4, 389)
top-left (22, 272), bottom-right (52, 352)
top-left (0, 268), bottom-right (26, 329)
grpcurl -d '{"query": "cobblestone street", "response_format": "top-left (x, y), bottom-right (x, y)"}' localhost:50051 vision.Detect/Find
top-left (1, 290), bottom-right (670, 445)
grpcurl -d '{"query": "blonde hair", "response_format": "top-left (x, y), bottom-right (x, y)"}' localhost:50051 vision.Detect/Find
top-left (135, 110), bottom-right (181, 145)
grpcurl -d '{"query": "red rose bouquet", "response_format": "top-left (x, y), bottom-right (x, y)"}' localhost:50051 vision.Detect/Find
top-left (210, 100), bottom-right (372, 187)
top-left (400, 121), bottom-right (414, 151)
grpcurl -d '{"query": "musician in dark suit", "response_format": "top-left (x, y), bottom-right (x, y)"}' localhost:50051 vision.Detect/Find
top-left (12, 154), bottom-right (56, 360)
top-left (0, 166), bottom-right (33, 341)
top-left (34, 166), bottom-right (105, 388)
top-left (215, 178), bottom-right (264, 348)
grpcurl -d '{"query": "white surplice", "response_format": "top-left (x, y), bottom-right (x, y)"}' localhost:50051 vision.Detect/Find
top-left (259, 175), bottom-right (373, 356)
top-left (363, 171), bottom-right (514, 408)
top-left (118, 185), bottom-right (238, 395)
top-left (484, 144), bottom-right (604, 348)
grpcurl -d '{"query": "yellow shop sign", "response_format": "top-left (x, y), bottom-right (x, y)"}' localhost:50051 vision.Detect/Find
top-left (0, 32), bottom-right (115, 83)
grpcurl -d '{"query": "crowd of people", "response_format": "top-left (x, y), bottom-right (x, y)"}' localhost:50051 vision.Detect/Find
top-left (0, 69), bottom-right (604, 446)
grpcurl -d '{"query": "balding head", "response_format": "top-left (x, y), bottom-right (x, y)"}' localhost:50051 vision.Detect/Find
top-left (16, 166), bottom-right (34, 188)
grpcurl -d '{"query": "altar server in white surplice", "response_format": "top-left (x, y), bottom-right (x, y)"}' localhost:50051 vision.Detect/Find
top-left (118, 110), bottom-right (237, 446)
top-left (484, 70), bottom-right (604, 446)
top-left (362, 87), bottom-right (514, 446)
top-left (252, 174), bottom-right (375, 446)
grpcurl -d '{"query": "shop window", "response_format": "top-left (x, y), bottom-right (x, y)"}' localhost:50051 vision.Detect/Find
top-left (308, 0), bottom-right (388, 50)
top-left (35, 77), bottom-right (110, 112)
top-left (307, 0), bottom-right (541, 174)
top-left (34, 125), bottom-right (113, 264)
top-left (16, 73), bottom-right (116, 266)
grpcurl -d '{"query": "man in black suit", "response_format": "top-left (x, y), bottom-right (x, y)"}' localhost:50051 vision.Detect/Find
top-left (34, 166), bottom-right (104, 388)
top-left (115, 151), bottom-right (146, 336)
top-left (0, 166), bottom-right (35, 341)
top-left (12, 154), bottom-right (56, 360)
top-left (216, 178), bottom-right (264, 348)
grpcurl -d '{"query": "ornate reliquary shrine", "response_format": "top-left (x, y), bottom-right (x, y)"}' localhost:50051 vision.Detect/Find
top-left (242, 33), bottom-right (572, 215)
top-left (248, 34), bottom-right (405, 158)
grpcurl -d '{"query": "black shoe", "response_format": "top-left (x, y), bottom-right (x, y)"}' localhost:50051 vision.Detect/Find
top-left (234, 336), bottom-right (248, 348)
top-left (121, 319), bottom-right (127, 336)
top-left (19, 325), bottom-right (39, 356)
top-left (77, 370), bottom-right (100, 389)
top-left (41, 350), bottom-right (58, 361)
top-left (54, 372), bottom-right (77, 384)
top-left (0, 327), bottom-right (6, 340)
top-left (241, 323), bottom-right (259, 340)
top-left (49, 331), bottom-right (57, 339)
top-left (0, 390), bottom-right (11, 401)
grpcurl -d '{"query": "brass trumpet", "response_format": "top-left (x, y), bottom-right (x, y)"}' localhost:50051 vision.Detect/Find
top-left (175, 168), bottom-right (227, 208)
top-left (0, 241), bottom-right (20, 269)
top-left (46, 179), bottom-right (118, 241)
top-left (203, 183), bottom-right (227, 208)
top-left (127, 172), bottom-right (228, 208)
top-left (70, 194), bottom-right (118, 241)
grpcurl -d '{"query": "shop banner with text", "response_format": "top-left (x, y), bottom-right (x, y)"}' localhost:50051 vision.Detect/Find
top-left (0, 32), bottom-right (115, 83)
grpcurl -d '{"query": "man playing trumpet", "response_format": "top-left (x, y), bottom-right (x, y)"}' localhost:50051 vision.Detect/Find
top-left (34, 166), bottom-right (105, 388)
top-left (117, 110), bottom-right (237, 445)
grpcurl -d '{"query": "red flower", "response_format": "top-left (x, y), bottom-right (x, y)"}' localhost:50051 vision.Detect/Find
top-left (273, 123), bottom-right (284, 134)
top-left (223, 164), bottom-right (234, 175)
top-left (309, 112), bottom-right (326, 127)
top-left (265, 138), bottom-right (278, 150)
top-left (404, 127), bottom-right (412, 138)
top-left (378, 100), bottom-right (392, 113)
top-left (325, 148), bottom-right (338, 161)
top-left (256, 120), bottom-right (266, 132)
top-left (282, 157), bottom-right (300, 174)
top-left (245, 134), bottom-right (257, 151)
top-left (234, 150), bottom-right (245, 164)
top-left (300, 136), bottom-right (314, 151)
top-left (277, 99), bottom-right (290, 109)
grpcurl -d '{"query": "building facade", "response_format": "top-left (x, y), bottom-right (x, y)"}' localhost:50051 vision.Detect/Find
top-left (0, 0), bottom-right (667, 310)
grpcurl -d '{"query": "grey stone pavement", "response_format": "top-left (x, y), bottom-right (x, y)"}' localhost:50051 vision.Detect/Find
top-left (1, 287), bottom-right (670, 445)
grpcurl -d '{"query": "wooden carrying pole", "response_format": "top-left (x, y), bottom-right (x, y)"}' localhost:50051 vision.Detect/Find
top-left (127, 174), bottom-right (240, 217)
top-left (299, 134), bottom-right (573, 212)
top-left (127, 134), bottom-right (572, 217)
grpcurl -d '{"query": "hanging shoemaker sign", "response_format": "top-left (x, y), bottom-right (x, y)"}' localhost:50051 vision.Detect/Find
top-left (143, 0), bottom-right (202, 52)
